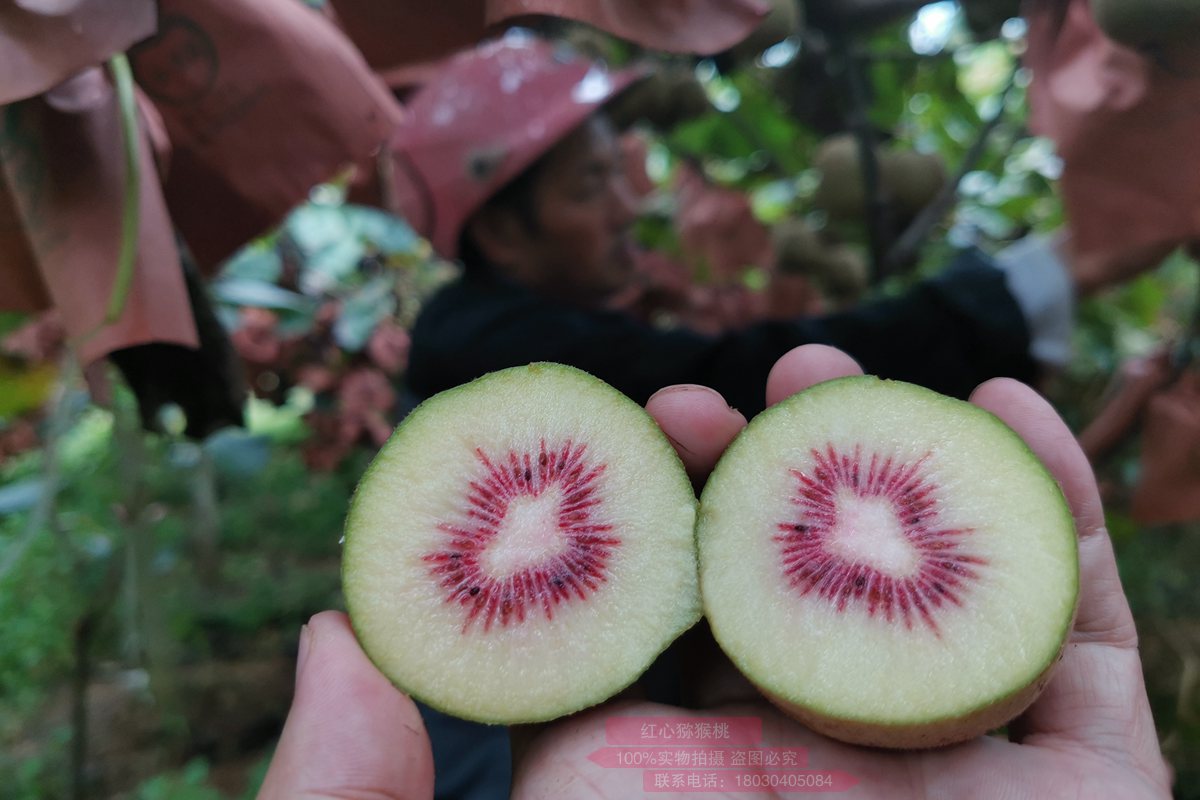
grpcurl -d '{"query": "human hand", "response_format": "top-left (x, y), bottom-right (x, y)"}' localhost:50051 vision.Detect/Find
top-left (1132, 367), bottom-right (1200, 524)
top-left (1078, 347), bottom-right (1175, 462)
top-left (256, 610), bottom-right (434, 799)
top-left (1064, 231), bottom-right (1180, 296)
top-left (258, 345), bottom-right (1171, 799)
top-left (513, 344), bottom-right (1171, 797)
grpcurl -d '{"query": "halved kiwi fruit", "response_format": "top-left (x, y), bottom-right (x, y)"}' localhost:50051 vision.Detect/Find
top-left (697, 376), bottom-right (1079, 748)
top-left (342, 363), bottom-right (701, 724)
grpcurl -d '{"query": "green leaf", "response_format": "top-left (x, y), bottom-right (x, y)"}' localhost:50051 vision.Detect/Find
top-left (1120, 276), bottom-right (1168, 329)
top-left (742, 267), bottom-right (769, 291)
top-left (333, 278), bottom-right (396, 352)
top-left (0, 479), bottom-right (43, 516)
top-left (210, 278), bottom-right (318, 313)
top-left (633, 213), bottom-right (681, 256)
top-left (245, 391), bottom-right (312, 444)
top-left (0, 312), bottom-right (30, 338)
top-left (134, 758), bottom-right (223, 800)
top-left (750, 179), bottom-right (799, 223)
top-left (0, 361), bottom-right (55, 418)
top-left (220, 243), bottom-right (283, 283)
top-left (204, 429), bottom-right (272, 479)
top-left (957, 42), bottom-right (1015, 103)
top-left (287, 204), bottom-right (351, 255)
top-left (302, 237), bottom-right (366, 292)
top-left (344, 205), bottom-right (421, 254)
top-left (273, 306), bottom-right (319, 338)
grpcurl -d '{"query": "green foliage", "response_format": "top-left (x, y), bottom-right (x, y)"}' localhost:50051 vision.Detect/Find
top-left (215, 190), bottom-right (449, 342)
top-left (672, 69), bottom-right (816, 177)
top-left (0, 407), bottom-right (115, 714)
top-left (243, 391), bottom-right (313, 445)
top-left (0, 311), bottom-right (29, 338)
top-left (334, 277), bottom-right (397, 352)
top-left (0, 511), bottom-right (87, 711)
top-left (0, 361), bottom-right (56, 418)
top-left (134, 759), bottom-right (225, 800)
top-left (210, 278), bottom-right (317, 315)
top-left (129, 752), bottom-right (272, 800)
top-left (642, 12), bottom-right (1059, 289)
top-left (0, 479), bottom-right (42, 515)
top-left (0, 393), bottom-right (361, 796)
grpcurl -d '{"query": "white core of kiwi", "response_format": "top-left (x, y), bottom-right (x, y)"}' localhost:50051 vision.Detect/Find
top-left (697, 376), bottom-right (1078, 735)
top-left (343, 363), bottom-right (701, 724)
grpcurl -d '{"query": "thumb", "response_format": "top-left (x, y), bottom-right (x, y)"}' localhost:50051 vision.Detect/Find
top-left (258, 611), bottom-right (434, 800)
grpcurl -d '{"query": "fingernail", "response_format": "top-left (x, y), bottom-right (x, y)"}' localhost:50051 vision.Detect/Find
top-left (296, 623), bottom-right (313, 681)
top-left (647, 384), bottom-right (725, 404)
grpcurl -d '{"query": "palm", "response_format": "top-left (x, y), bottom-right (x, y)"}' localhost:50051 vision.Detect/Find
top-left (514, 536), bottom-right (1165, 798)
top-left (516, 346), bottom-right (1170, 799)
top-left (514, 681), bottom-right (1159, 798)
top-left (259, 346), bottom-right (1172, 800)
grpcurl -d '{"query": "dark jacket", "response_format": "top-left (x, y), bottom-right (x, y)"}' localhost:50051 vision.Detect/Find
top-left (409, 249), bottom-right (1036, 416)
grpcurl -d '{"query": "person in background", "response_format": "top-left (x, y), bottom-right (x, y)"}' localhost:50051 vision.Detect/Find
top-left (391, 34), bottom-right (1153, 420)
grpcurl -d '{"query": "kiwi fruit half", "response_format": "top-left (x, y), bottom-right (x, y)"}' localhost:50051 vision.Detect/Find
top-left (343, 363), bottom-right (701, 724)
top-left (697, 376), bottom-right (1078, 748)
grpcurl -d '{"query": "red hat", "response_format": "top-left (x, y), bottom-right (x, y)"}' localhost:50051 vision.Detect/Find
top-left (388, 33), bottom-right (646, 259)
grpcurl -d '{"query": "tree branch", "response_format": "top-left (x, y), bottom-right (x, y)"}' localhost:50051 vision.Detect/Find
top-left (832, 31), bottom-right (893, 280)
top-left (882, 68), bottom-right (1019, 276)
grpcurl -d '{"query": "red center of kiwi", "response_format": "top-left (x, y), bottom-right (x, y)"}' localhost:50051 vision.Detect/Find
top-left (423, 439), bottom-right (619, 633)
top-left (774, 444), bottom-right (986, 635)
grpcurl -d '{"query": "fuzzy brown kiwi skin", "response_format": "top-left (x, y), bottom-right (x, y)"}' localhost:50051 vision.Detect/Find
top-left (697, 375), bottom-right (1081, 750)
top-left (341, 362), bottom-right (703, 725)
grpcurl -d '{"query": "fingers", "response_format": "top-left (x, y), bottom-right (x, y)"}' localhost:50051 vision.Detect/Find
top-left (765, 345), bottom-right (863, 408)
top-left (968, 379), bottom-right (1125, 640)
top-left (648, 349), bottom-right (1164, 785)
top-left (646, 346), bottom-right (863, 484)
top-left (1078, 349), bottom-right (1175, 461)
top-left (258, 611), bottom-right (434, 800)
top-left (968, 380), bottom-right (1168, 791)
top-left (646, 384), bottom-right (746, 484)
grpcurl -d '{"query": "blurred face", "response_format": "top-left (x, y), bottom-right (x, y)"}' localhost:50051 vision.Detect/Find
top-left (472, 115), bottom-right (640, 307)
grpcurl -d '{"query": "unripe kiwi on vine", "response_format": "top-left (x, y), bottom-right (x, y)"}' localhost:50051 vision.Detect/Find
top-left (813, 245), bottom-right (869, 303)
top-left (812, 134), bottom-right (947, 220)
top-left (772, 219), bottom-right (869, 303)
top-left (812, 135), bottom-right (870, 219)
top-left (883, 149), bottom-right (947, 217)
top-left (696, 376), bottom-right (1079, 749)
top-left (1092, 0), bottom-right (1200, 56)
top-left (342, 363), bottom-right (701, 724)
top-left (772, 218), bottom-right (827, 274)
